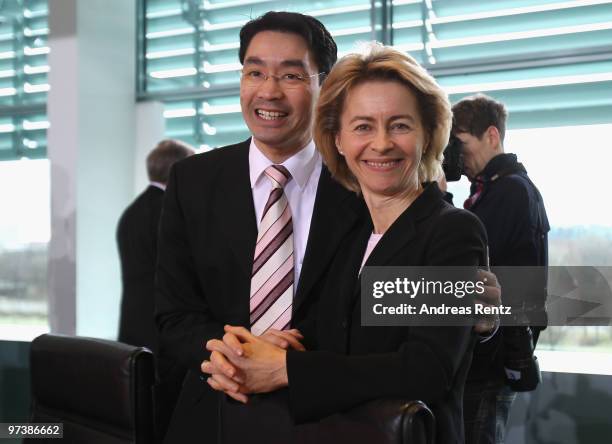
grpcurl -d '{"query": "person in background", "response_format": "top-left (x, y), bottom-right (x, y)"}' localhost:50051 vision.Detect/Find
top-left (116, 138), bottom-right (194, 440)
top-left (452, 94), bottom-right (549, 444)
top-left (118, 139), bottom-right (194, 352)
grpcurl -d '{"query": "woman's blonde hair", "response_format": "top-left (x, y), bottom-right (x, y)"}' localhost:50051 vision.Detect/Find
top-left (314, 42), bottom-right (451, 193)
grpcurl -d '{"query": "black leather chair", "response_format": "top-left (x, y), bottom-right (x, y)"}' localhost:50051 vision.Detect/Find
top-left (221, 396), bottom-right (435, 444)
top-left (334, 398), bottom-right (435, 444)
top-left (28, 334), bottom-right (433, 444)
top-left (27, 334), bottom-right (154, 444)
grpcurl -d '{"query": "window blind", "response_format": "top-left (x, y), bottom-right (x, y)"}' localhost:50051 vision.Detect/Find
top-left (140, 0), bottom-right (612, 149)
top-left (405, 0), bottom-right (612, 128)
top-left (0, 0), bottom-right (48, 160)
top-left (143, 0), bottom-right (373, 149)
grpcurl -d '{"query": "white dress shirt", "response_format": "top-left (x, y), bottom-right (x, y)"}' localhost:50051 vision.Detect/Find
top-left (249, 138), bottom-right (322, 289)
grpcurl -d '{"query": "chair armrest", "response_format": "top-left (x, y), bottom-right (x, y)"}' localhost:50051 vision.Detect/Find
top-left (341, 399), bottom-right (435, 444)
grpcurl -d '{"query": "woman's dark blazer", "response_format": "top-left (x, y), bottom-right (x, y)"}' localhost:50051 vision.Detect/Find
top-left (286, 182), bottom-right (488, 444)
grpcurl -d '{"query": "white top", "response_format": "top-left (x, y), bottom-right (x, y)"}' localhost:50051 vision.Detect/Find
top-left (249, 138), bottom-right (322, 289)
top-left (360, 232), bottom-right (383, 273)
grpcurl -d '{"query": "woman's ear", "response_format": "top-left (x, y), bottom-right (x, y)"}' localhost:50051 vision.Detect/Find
top-left (335, 134), bottom-right (344, 155)
top-left (422, 133), bottom-right (430, 157)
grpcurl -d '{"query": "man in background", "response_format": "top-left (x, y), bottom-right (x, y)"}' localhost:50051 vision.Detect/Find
top-left (452, 94), bottom-right (549, 444)
top-left (118, 139), bottom-right (194, 442)
top-left (117, 138), bottom-right (194, 353)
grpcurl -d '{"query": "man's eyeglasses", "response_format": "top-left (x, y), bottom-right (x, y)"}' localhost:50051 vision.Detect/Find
top-left (240, 69), bottom-right (324, 89)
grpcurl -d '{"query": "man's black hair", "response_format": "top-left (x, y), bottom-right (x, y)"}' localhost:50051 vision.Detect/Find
top-left (239, 11), bottom-right (337, 79)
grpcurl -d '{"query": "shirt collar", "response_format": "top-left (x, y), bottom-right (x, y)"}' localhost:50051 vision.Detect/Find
top-left (150, 181), bottom-right (166, 191)
top-left (249, 138), bottom-right (318, 190)
top-left (479, 153), bottom-right (518, 180)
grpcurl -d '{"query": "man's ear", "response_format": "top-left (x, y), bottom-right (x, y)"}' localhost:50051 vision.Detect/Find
top-left (486, 125), bottom-right (501, 148)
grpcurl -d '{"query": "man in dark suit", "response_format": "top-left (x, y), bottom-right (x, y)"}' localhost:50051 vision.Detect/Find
top-left (117, 139), bottom-right (194, 441)
top-left (117, 139), bottom-right (194, 353)
top-left (155, 12), bottom-right (362, 444)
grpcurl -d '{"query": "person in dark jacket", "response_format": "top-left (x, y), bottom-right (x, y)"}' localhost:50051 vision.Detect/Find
top-left (117, 138), bottom-right (193, 441)
top-left (118, 139), bottom-right (194, 352)
top-left (452, 94), bottom-right (550, 444)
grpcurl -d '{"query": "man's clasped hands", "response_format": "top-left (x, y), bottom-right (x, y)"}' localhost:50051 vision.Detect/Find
top-left (202, 325), bottom-right (303, 403)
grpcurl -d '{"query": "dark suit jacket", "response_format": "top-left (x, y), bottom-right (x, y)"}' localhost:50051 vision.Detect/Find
top-left (286, 183), bottom-right (488, 444)
top-left (117, 184), bottom-right (164, 354)
top-left (155, 139), bottom-right (362, 443)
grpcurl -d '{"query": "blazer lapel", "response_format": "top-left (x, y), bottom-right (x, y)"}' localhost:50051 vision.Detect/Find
top-left (217, 140), bottom-right (258, 279)
top-left (350, 183), bottom-right (444, 305)
top-left (362, 214), bottom-right (417, 270)
top-left (364, 183), bottom-right (443, 268)
top-left (293, 168), bottom-right (362, 314)
top-left (339, 220), bottom-right (374, 316)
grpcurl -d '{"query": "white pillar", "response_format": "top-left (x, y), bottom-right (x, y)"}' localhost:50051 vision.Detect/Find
top-left (47, 0), bottom-right (78, 335)
top-left (48, 0), bottom-right (146, 338)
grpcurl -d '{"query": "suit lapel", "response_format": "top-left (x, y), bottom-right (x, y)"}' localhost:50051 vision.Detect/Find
top-left (217, 140), bottom-right (258, 279)
top-left (293, 168), bottom-right (362, 314)
top-left (364, 183), bottom-right (442, 268)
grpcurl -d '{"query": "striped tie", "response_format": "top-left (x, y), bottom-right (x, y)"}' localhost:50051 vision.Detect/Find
top-left (250, 165), bottom-right (294, 336)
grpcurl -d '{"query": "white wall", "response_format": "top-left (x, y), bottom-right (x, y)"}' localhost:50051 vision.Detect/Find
top-left (134, 101), bottom-right (166, 195)
top-left (48, 0), bottom-right (163, 338)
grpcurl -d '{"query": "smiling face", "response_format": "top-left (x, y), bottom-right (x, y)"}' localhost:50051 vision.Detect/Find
top-left (240, 31), bottom-right (320, 162)
top-left (335, 80), bottom-right (426, 202)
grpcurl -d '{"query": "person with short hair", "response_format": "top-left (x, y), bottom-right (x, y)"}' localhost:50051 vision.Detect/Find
top-left (154, 11), bottom-right (360, 444)
top-left (145, 139), bottom-right (195, 185)
top-left (452, 94), bottom-right (549, 444)
top-left (117, 138), bottom-right (194, 353)
top-left (117, 138), bottom-right (194, 441)
top-left (451, 94), bottom-right (508, 180)
top-left (204, 43), bottom-right (488, 444)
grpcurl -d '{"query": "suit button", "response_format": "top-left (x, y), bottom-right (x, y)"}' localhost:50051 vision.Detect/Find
top-left (341, 320), bottom-right (348, 329)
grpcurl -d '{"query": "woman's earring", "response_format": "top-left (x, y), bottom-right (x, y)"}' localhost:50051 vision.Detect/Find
top-left (337, 146), bottom-right (344, 155)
